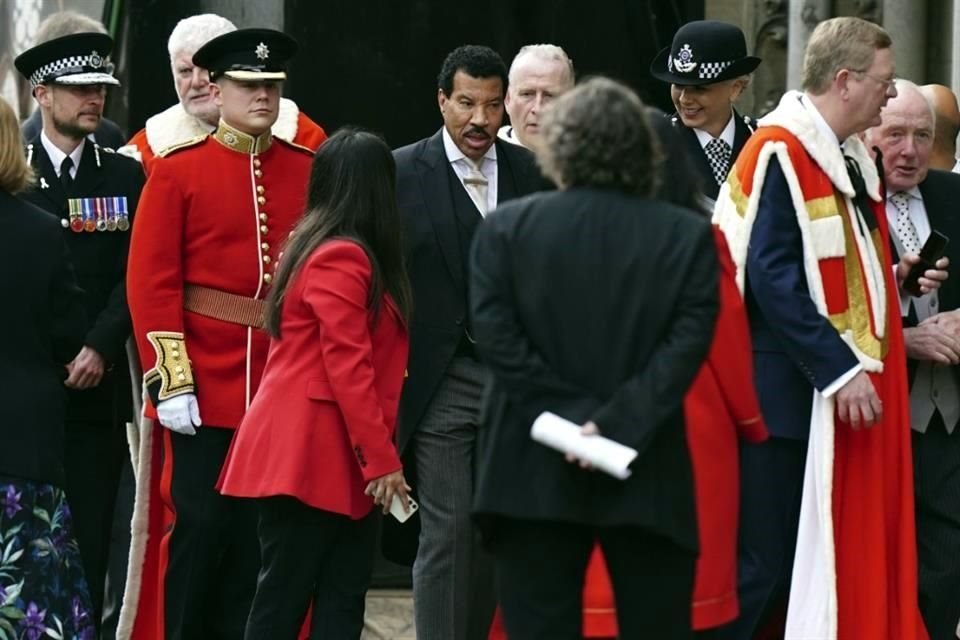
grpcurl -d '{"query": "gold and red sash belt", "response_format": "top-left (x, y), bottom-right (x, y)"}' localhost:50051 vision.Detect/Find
top-left (183, 284), bottom-right (266, 330)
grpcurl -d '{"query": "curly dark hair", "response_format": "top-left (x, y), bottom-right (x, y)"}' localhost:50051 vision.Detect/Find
top-left (437, 45), bottom-right (507, 97)
top-left (538, 77), bottom-right (662, 197)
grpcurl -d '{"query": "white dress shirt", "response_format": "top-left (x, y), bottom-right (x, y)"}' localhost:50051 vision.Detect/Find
top-left (40, 131), bottom-right (84, 180)
top-left (885, 186), bottom-right (931, 249)
top-left (442, 127), bottom-right (498, 216)
top-left (693, 113), bottom-right (735, 150)
top-left (887, 186), bottom-right (932, 318)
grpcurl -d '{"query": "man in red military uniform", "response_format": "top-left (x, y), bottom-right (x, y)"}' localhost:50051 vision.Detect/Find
top-left (118, 13), bottom-right (325, 174)
top-left (120, 28), bottom-right (314, 640)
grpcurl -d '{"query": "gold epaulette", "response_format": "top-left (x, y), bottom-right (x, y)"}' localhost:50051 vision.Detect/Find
top-left (158, 135), bottom-right (208, 158)
top-left (143, 331), bottom-right (195, 400)
top-left (274, 136), bottom-right (315, 156)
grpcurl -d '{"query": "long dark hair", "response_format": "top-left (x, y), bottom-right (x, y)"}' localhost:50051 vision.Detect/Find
top-left (265, 128), bottom-right (412, 337)
top-left (644, 106), bottom-right (709, 215)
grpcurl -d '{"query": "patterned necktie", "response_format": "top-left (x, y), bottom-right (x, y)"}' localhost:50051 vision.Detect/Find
top-left (60, 156), bottom-right (74, 192)
top-left (704, 138), bottom-right (732, 187)
top-left (891, 191), bottom-right (921, 255)
top-left (463, 160), bottom-right (488, 216)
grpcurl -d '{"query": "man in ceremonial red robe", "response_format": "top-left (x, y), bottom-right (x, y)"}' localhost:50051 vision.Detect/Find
top-left (714, 16), bottom-right (946, 640)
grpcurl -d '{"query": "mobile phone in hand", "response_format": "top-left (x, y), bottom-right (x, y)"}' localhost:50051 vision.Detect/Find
top-left (389, 494), bottom-right (419, 523)
top-left (902, 230), bottom-right (949, 297)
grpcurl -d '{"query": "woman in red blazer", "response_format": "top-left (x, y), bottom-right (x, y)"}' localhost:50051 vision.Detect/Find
top-left (218, 129), bottom-right (413, 639)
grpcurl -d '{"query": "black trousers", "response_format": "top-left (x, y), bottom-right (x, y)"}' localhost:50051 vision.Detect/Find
top-left (244, 496), bottom-right (379, 640)
top-left (63, 418), bottom-right (127, 629)
top-left (914, 411), bottom-right (960, 640)
top-left (719, 437), bottom-right (807, 640)
top-left (491, 517), bottom-right (696, 640)
top-left (162, 427), bottom-right (260, 640)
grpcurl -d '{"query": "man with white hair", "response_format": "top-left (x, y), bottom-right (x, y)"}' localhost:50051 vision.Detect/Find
top-left (865, 79), bottom-right (960, 640)
top-left (121, 13), bottom-right (326, 173)
top-left (497, 44), bottom-right (574, 153)
top-left (919, 84), bottom-right (960, 173)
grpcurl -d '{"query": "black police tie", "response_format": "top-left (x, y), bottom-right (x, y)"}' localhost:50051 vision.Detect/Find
top-left (60, 156), bottom-right (74, 192)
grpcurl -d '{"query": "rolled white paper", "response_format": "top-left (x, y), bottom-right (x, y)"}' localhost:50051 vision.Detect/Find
top-left (530, 411), bottom-right (638, 480)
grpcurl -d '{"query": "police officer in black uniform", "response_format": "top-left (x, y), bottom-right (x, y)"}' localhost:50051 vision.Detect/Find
top-left (15, 32), bottom-right (144, 631)
top-left (651, 20), bottom-right (762, 207)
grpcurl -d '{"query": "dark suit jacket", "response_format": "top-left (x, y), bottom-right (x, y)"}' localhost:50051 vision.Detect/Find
top-left (670, 109), bottom-right (756, 201)
top-left (0, 190), bottom-right (86, 485)
top-left (896, 170), bottom-right (960, 403)
top-left (393, 129), bottom-right (544, 453)
top-left (20, 136), bottom-right (144, 423)
top-left (744, 158), bottom-right (861, 439)
top-left (469, 188), bottom-right (719, 552)
top-left (22, 109), bottom-right (126, 149)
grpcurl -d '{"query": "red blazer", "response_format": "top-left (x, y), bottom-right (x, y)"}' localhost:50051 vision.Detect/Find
top-left (219, 240), bottom-right (409, 519)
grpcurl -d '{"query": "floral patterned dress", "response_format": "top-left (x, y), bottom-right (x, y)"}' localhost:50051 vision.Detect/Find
top-left (0, 478), bottom-right (94, 640)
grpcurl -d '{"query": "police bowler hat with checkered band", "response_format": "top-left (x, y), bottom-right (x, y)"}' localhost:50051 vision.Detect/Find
top-left (193, 28), bottom-right (297, 82)
top-left (15, 32), bottom-right (119, 87)
top-left (651, 21), bottom-right (761, 86)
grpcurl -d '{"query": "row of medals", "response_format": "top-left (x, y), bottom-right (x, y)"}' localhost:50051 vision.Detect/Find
top-left (66, 197), bottom-right (131, 232)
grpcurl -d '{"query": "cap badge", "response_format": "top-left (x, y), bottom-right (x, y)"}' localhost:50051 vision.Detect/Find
top-left (255, 42), bottom-right (269, 60)
top-left (673, 44), bottom-right (697, 74)
top-left (90, 50), bottom-right (103, 69)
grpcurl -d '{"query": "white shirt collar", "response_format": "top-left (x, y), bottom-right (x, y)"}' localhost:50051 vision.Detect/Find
top-left (889, 185), bottom-right (922, 200)
top-left (694, 114), bottom-right (736, 149)
top-left (799, 93), bottom-right (841, 147)
top-left (442, 126), bottom-right (497, 167)
top-left (40, 131), bottom-right (85, 178)
top-left (953, 158), bottom-right (960, 174)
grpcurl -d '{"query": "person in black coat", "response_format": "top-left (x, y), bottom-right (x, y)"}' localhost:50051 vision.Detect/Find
top-left (391, 45), bottom-right (546, 640)
top-left (14, 32), bottom-right (144, 628)
top-left (865, 80), bottom-right (960, 640)
top-left (650, 20), bottom-right (761, 205)
top-left (0, 96), bottom-right (96, 638)
top-left (470, 77), bottom-right (719, 639)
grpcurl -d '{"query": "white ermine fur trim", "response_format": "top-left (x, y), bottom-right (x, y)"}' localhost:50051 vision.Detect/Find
top-left (272, 98), bottom-right (300, 142)
top-left (713, 112), bottom-right (887, 368)
top-left (760, 91), bottom-right (882, 203)
top-left (809, 217), bottom-right (847, 260)
top-left (144, 98), bottom-right (302, 155)
top-left (785, 392), bottom-right (837, 640)
top-left (116, 408), bottom-right (154, 639)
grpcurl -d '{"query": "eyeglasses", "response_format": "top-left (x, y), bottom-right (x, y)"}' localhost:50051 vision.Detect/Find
top-left (851, 70), bottom-right (897, 91)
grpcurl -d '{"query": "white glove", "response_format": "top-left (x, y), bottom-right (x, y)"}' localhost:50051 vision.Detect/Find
top-left (156, 393), bottom-right (202, 436)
